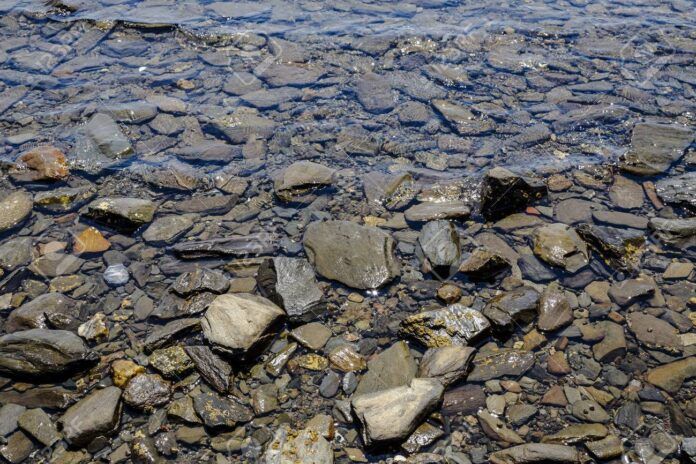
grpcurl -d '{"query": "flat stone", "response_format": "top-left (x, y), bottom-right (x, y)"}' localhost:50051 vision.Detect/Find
top-left (355, 73), bottom-right (395, 113)
top-left (432, 99), bottom-right (494, 135)
top-left (73, 113), bottom-right (133, 173)
top-left (576, 223), bottom-right (645, 270)
top-left (210, 111), bottom-right (277, 144)
top-left (148, 346), bottom-right (193, 378)
top-left (290, 322), bottom-right (332, 350)
top-left (592, 321), bottom-right (627, 362)
top-left (0, 404), bottom-right (25, 437)
top-left (627, 312), bottom-right (682, 353)
top-left (17, 408), bottom-right (60, 446)
top-left (363, 171), bottom-right (418, 211)
top-left (10, 146), bottom-right (69, 182)
top-left (655, 171), bottom-right (696, 212)
top-left (257, 257), bottom-right (324, 322)
top-left (255, 63), bottom-right (324, 87)
top-left (649, 217), bottom-right (696, 249)
top-left (328, 345), bottom-right (366, 372)
top-left (478, 410), bottom-right (523, 444)
top-left (404, 201), bottom-right (471, 223)
top-left (533, 223), bottom-right (589, 272)
top-left (83, 197), bottom-right (157, 233)
top-left (592, 210), bottom-right (648, 229)
top-left (29, 252), bottom-right (84, 278)
top-left (480, 167), bottom-right (547, 221)
top-left (192, 391), bottom-right (252, 428)
top-left (104, 101), bottom-right (157, 124)
top-left (468, 349), bottom-right (535, 382)
top-left (6, 292), bottom-right (80, 333)
top-left (354, 341), bottom-right (417, 395)
top-left (0, 237), bottom-right (31, 271)
top-left (645, 357), bottom-right (696, 393)
top-left (274, 161), bottom-right (335, 202)
top-left (483, 286), bottom-right (540, 331)
top-left (543, 423), bottom-right (608, 444)
top-left (33, 186), bottom-right (95, 213)
top-left (608, 176), bottom-right (644, 209)
top-left (172, 267), bottom-right (229, 297)
top-left (73, 226), bottom-right (110, 254)
top-left (352, 378), bottom-right (444, 446)
top-left (400, 304), bottom-right (491, 347)
top-left (459, 248), bottom-right (510, 281)
top-left (554, 198), bottom-right (606, 225)
top-left (111, 359), bottom-right (145, 388)
top-left (537, 282), bottom-right (573, 332)
top-left (608, 276), bottom-right (655, 306)
top-left (184, 345), bottom-right (232, 393)
top-left (142, 214), bottom-right (196, 245)
top-left (418, 345), bottom-right (475, 386)
top-left (490, 444), bottom-right (580, 464)
top-left (442, 384), bottom-right (486, 416)
top-left (571, 399), bottom-right (610, 423)
top-left (143, 318), bottom-right (200, 352)
top-left (0, 329), bottom-right (96, 378)
top-left (303, 220), bottom-right (400, 290)
top-left (201, 293), bottom-right (285, 357)
top-left (0, 431), bottom-right (35, 464)
top-left (60, 386), bottom-right (121, 447)
top-left (620, 122), bottom-right (693, 175)
top-left (122, 373), bottom-right (171, 410)
top-left (0, 191), bottom-right (32, 233)
top-left (418, 220), bottom-right (461, 270)
top-left (171, 234), bottom-right (276, 259)
top-left (263, 426), bottom-right (334, 464)
top-left (586, 435), bottom-right (623, 460)
top-left (0, 387), bottom-right (77, 410)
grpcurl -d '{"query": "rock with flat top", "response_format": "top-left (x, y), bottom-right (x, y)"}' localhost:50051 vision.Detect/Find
top-left (490, 444), bottom-right (581, 464)
top-left (620, 122), bottom-right (693, 175)
top-left (400, 304), bottom-right (490, 348)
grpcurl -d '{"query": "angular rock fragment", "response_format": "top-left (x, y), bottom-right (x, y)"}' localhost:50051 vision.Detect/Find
top-left (576, 223), bottom-right (644, 271)
top-left (542, 423), bottom-right (609, 444)
top-left (10, 146), bottom-right (69, 182)
top-left (468, 349), bottom-right (535, 381)
top-left (592, 321), bottom-right (627, 362)
top-left (432, 99), bottom-right (494, 135)
top-left (483, 286), bottom-right (540, 331)
top-left (185, 346), bottom-right (232, 393)
top-left (627, 312), bottom-right (682, 353)
top-left (142, 214), bottom-right (196, 245)
top-left (303, 220), bottom-right (400, 290)
top-left (620, 123), bottom-right (693, 175)
top-left (0, 237), bottom-right (31, 272)
top-left (418, 346), bottom-right (476, 386)
top-left (354, 341), bottom-right (416, 395)
top-left (122, 373), bottom-right (171, 410)
top-left (478, 410), bottom-right (524, 444)
top-left (6, 292), bottom-right (80, 333)
top-left (532, 223), bottom-right (589, 272)
top-left (33, 186), bottom-right (95, 213)
top-left (274, 161), bottom-right (335, 202)
top-left (608, 276), bottom-right (655, 306)
top-left (459, 248), bottom-right (510, 281)
top-left (210, 111), bottom-right (277, 144)
top-left (192, 391), bottom-right (252, 428)
top-left (490, 444), bottom-right (581, 464)
top-left (0, 329), bottom-right (97, 378)
top-left (256, 257), bottom-right (324, 322)
top-left (172, 267), bottom-right (229, 297)
top-left (646, 357), bottom-right (696, 393)
top-left (363, 171), bottom-right (417, 211)
top-left (72, 113), bottom-right (133, 173)
top-left (354, 73), bottom-right (395, 113)
top-left (351, 378), bottom-right (444, 446)
top-left (171, 234), bottom-right (276, 259)
top-left (418, 220), bottom-right (461, 272)
top-left (263, 425), bottom-right (334, 463)
top-left (404, 201), bottom-right (471, 223)
top-left (649, 217), bottom-right (696, 249)
top-left (201, 293), bottom-right (285, 357)
top-left (143, 318), bottom-right (200, 352)
top-left (0, 191), bottom-right (32, 233)
top-left (60, 386), bottom-right (122, 447)
top-left (537, 282), bottom-right (573, 331)
top-left (655, 171), bottom-right (696, 212)
top-left (480, 167), bottom-right (547, 221)
top-left (17, 408), bottom-right (60, 446)
top-left (400, 304), bottom-right (490, 347)
top-left (148, 346), bottom-right (193, 378)
top-left (83, 197), bottom-right (157, 233)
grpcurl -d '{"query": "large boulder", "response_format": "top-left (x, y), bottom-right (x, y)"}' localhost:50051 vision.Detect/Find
top-left (0, 329), bottom-right (97, 378)
top-left (60, 386), bottom-right (122, 447)
top-left (351, 378), bottom-right (444, 446)
top-left (201, 293), bottom-right (285, 357)
top-left (303, 220), bottom-right (400, 290)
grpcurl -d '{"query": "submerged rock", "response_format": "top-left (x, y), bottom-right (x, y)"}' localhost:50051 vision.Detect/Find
top-left (354, 341), bottom-right (417, 395)
top-left (537, 282), bottom-right (573, 332)
top-left (274, 161), bottom-right (335, 202)
top-left (480, 167), bottom-right (547, 221)
top-left (6, 292), bottom-right (80, 332)
top-left (172, 267), bottom-right (229, 297)
top-left (490, 443), bottom-right (580, 464)
top-left (142, 214), bottom-right (196, 245)
top-left (400, 304), bottom-right (490, 347)
top-left (655, 171), bottom-right (696, 212)
top-left (404, 201), bottom-right (471, 223)
top-left (72, 113), bottom-right (133, 173)
top-left (122, 373), bottom-right (171, 411)
top-left (459, 248), bottom-right (511, 281)
top-left (627, 312), bottom-right (682, 353)
top-left (171, 234), bottom-right (276, 259)
top-left (60, 386), bottom-right (122, 447)
top-left (33, 186), bottom-right (95, 213)
top-left (303, 220), bottom-right (400, 290)
top-left (192, 391), bottom-right (253, 428)
top-left (256, 257), bottom-right (324, 322)
top-left (620, 122), bottom-right (693, 175)
top-left (418, 220), bottom-right (461, 272)
top-left (351, 378), bottom-right (444, 446)
top-left (468, 349), bottom-right (535, 381)
top-left (576, 223), bottom-right (645, 270)
top-left (83, 197), bottom-right (157, 233)
top-left (483, 286), bottom-right (540, 331)
top-left (649, 217), bottom-right (696, 249)
top-left (201, 293), bottom-right (285, 357)
top-left (0, 329), bottom-right (97, 378)
top-left (0, 191), bottom-right (32, 233)
top-left (533, 223), bottom-right (589, 272)
top-left (418, 346), bottom-right (476, 386)
top-left (184, 346), bottom-right (232, 393)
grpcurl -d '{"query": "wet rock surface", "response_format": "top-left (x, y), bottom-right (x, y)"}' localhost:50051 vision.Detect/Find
top-left (0, 1), bottom-right (694, 462)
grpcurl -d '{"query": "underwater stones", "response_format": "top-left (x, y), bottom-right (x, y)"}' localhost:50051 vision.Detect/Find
top-left (351, 378), bottom-right (444, 446)
top-left (0, 191), bottom-right (32, 233)
top-left (10, 146), bottom-right (69, 182)
top-left (83, 197), bottom-right (157, 233)
top-left (649, 217), bottom-right (696, 249)
top-left (575, 223), bottom-right (644, 271)
top-left (303, 220), bottom-right (400, 290)
top-left (122, 373), bottom-right (171, 411)
top-left (0, 329), bottom-right (96, 378)
top-left (400, 304), bottom-right (490, 347)
top-left (33, 186), bottom-right (95, 213)
top-left (537, 282), bottom-right (573, 332)
top-left (363, 171), bottom-right (417, 211)
top-left (60, 386), bottom-right (122, 447)
top-left (533, 223), bottom-right (589, 272)
top-left (432, 99), bottom-right (494, 135)
top-left (490, 444), bottom-right (581, 464)
top-left (620, 122), bottom-right (693, 175)
top-left (608, 276), bottom-right (656, 306)
top-left (354, 341), bottom-right (417, 395)
top-left (354, 72), bottom-right (395, 113)
top-left (264, 426), bottom-right (334, 464)
top-left (655, 171), bottom-right (696, 212)
top-left (201, 293), bottom-right (285, 357)
top-left (480, 167), bottom-right (547, 221)
top-left (184, 346), bottom-right (232, 393)
top-left (172, 267), bottom-right (229, 296)
top-left (459, 248), bottom-right (511, 281)
top-left (210, 111), bottom-right (277, 144)
top-left (142, 214), bottom-right (196, 245)
top-left (627, 312), bottom-right (682, 353)
top-left (404, 201), bottom-right (471, 223)
top-left (192, 391), bottom-right (253, 428)
top-left (73, 226), bottom-right (110, 254)
top-left (646, 357), bottom-right (696, 394)
top-left (468, 349), bottom-right (535, 381)
top-left (418, 220), bottom-right (461, 272)
top-left (72, 113), bottom-right (133, 173)
top-left (418, 346), bottom-right (476, 386)
top-left (6, 292), bottom-right (80, 332)
top-left (256, 257), bottom-right (324, 322)
top-left (274, 161), bottom-right (335, 202)
top-left (483, 286), bottom-right (540, 331)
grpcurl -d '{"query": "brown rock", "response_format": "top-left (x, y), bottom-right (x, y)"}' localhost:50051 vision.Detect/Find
top-left (10, 146), bottom-right (69, 182)
top-left (73, 227), bottom-right (110, 254)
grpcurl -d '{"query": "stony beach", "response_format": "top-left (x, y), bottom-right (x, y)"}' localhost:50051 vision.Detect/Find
top-left (0, 0), bottom-right (694, 463)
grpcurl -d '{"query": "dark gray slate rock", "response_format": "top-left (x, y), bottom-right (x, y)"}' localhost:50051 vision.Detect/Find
top-left (655, 172), bottom-right (696, 213)
top-left (459, 248), bottom-right (511, 281)
top-left (537, 282), bottom-right (573, 332)
top-left (122, 373), bottom-right (171, 410)
top-left (418, 220), bottom-right (461, 270)
top-left (171, 234), bottom-right (276, 259)
top-left (72, 113), bottom-right (133, 173)
top-left (649, 217), bottom-right (696, 249)
top-left (404, 201), bottom-right (471, 223)
top-left (490, 444), bottom-right (580, 464)
top-left (192, 391), bottom-right (253, 428)
top-left (576, 223), bottom-right (645, 271)
top-left (620, 123), bottom-right (693, 176)
top-left (17, 408), bottom-right (59, 446)
top-left (142, 214), bottom-right (196, 245)
top-left (303, 220), bottom-right (400, 290)
top-left (400, 304), bottom-right (491, 347)
top-left (33, 186), bottom-right (95, 213)
top-left (468, 349), bottom-right (535, 381)
top-left (83, 197), bottom-right (157, 233)
top-left (0, 329), bottom-right (97, 378)
top-left (256, 257), bottom-right (324, 322)
top-left (480, 167), bottom-right (547, 221)
top-left (6, 292), bottom-right (80, 333)
top-left (483, 286), bottom-right (540, 331)
top-left (172, 268), bottom-right (229, 297)
top-left (184, 346), bottom-right (232, 393)
top-left (354, 73), bottom-right (395, 113)
top-left (143, 318), bottom-right (200, 353)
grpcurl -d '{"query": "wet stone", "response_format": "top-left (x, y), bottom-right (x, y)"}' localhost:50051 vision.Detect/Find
top-left (172, 267), bottom-right (229, 297)
top-left (354, 341), bottom-right (417, 395)
top-left (620, 122), bottom-right (694, 175)
top-left (404, 201), bottom-right (471, 223)
top-left (274, 161), bottom-right (335, 203)
top-left (608, 276), bottom-right (655, 306)
top-left (459, 248), bottom-right (510, 281)
top-left (418, 220), bottom-right (461, 271)
top-left (571, 399), bottom-right (610, 423)
top-left (537, 282), bottom-right (573, 332)
top-left (10, 145), bottom-right (69, 182)
top-left (0, 431), bottom-right (35, 464)
top-left (303, 220), bottom-right (400, 290)
top-left (0, 237), bottom-right (32, 272)
top-left (354, 72), bottom-right (395, 113)
top-left (655, 171), bottom-right (696, 212)
top-left (649, 217), bottom-right (696, 249)
top-left (627, 312), bottom-right (682, 353)
top-left (490, 444), bottom-right (580, 464)
top-left (171, 234), bottom-right (276, 259)
top-left (417, 345), bottom-right (476, 386)
top-left (17, 408), bottom-right (59, 446)
top-left (480, 167), bottom-right (547, 221)
top-left (290, 322), bottom-right (332, 350)
top-left (533, 223), bottom-right (589, 272)
top-left (400, 304), bottom-right (491, 347)
top-left (468, 349), bottom-right (535, 382)
top-left (478, 410), bottom-right (523, 444)
top-left (592, 321), bottom-right (627, 362)
top-left (0, 404), bottom-right (25, 437)
top-left (575, 223), bottom-right (645, 271)
top-left (184, 345), bottom-right (232, 393)
top-left (256, 257), bottom-right (324, 322)
top-left (73, 113), bottom-right (133, 173)
top-left (122, 373), bottom-right (171, 411)
top-left (83, 197), bottom-right (157, 233)
top-left (483, 286), bottom-right (540, 331)
top-left (148, 346), bottom-right (193, 378)
top-left (6, 292), bottom-right (80, 333)
top-left (33, 186), bottom-right (95, 213)
top-left (0, 191), bottom-right (32, 233)
top-left (192, 391), bottom-right (253, 429)
top-left (60, 386), bottom-right (122, 447)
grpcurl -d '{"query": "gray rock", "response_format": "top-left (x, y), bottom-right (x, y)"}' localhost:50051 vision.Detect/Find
top-left (355, 341), bottom-right (417, 395)
top-left (592, 210), bottom-right (648, 229)
top-left (459, 248), bottom-right (511, 281)
top-left (122, 373), bottom-right (171, 410)
top-left (274, 161), bottom-right (335, 202)
top-left (83, 197), bottom-right (157, 233)
top-left (142, 214), bottom-right (196, 245)
top-left (608, 276), bottom-right (655, 306)
top-left (478, 410), bottom-right (523, 444)
top-left (104, 101), bottom-right (157, 124)
top-left (0, 329), bottom-right (97, 378)
top-left (257, 257), bottom-right (324, 322)
top-left (537, 282), bottom-right (573, 331)
top-left (404, 201), bottom-right (471, 223)
top-left (655, 171), bottom-right (696, 212)
top-left (418, 346), bottom-right (476, 386)
top-left (592, 321), bottom-right (627, 362)
top-left (490, 444), bottom-right (580, 464)
top-left (575, 223), bottom-right (645, 271)
top-left (210, 111), bottom-right (277, 144)
top-left (363, 171), bottom-right (417, 211)
top-left (256, 63), bottom-right (324, 87)
top-left (401, 304), bottom-right (491, 347)
top-left (241, 87), bottom-right (303, 109)
top-left (355, 73), bottom-right (395, 113)
top-left (432, 99), bottom-right (494, 135)
top-left (418, 220), bottom-right (461, 270)
top-left (0, 237), bottom-right (32, 271)
top-left (303, 220), bottom-right (400, 290)
top-left (29, 252), bottom-right (84, 278)
top-left (192, 391), bottom-right (252, 428)
top-left (571, 399), bottom-right (610, 423)
top-left (143, 318), bottom-right (200, 352)
top-left (172, 268), bottom-right (229, 297)
top-left (17, 408), bottom-right (60, 446)
top-left (0, 430), bottom-right (35, 464)
top-left (352, 378), bottom-right (444, 446)
top-left (533, 223), bottom-right (589, 272)
top-left (184, 346), bottom-right (232, 393)
top-left (104, 264), bottom-right (129, 286)
top-left (0, 404), bottom-right (25, 437)
top-left (33, 186), bottom-right (95, 213)
top-left (171, 234), bottom-right (276, 259)
top-left (468, 349), bottom-right (535, 381)
top-left (6, 292), bottom-right (80, 333)
top-left (620, 123), bottom-right (693, 175)
top-left (263, 425), bottom-right (334, 464)
top-left (201, 293), bottom-right (285, 357)
top-left (73, 113), bottom-right (133, 173)
top-left (608, 175), bottom-right (644, 209)
top-left (483, 286), bottom-right (540, 331)
top-left (0, 191), bottom-right (32, 233)
top-left (649, 217), bottom-right (696, 249)
top-left (627, 312), bottom-right (682, 353)
top-left (480, 167), bottom-right (547, 221)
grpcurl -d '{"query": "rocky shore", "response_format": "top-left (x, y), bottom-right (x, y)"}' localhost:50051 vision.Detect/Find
top-left (0, 1), bottom-right (695, 463)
